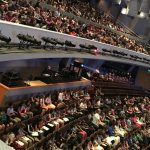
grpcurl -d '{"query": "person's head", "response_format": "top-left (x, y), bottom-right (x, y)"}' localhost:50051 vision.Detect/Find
top-left (96, 109), bottom-right (100, 114)
top-left (9, 103), bottom-right (13, 108)
top-left (0, 111), bottom-right (5, 115)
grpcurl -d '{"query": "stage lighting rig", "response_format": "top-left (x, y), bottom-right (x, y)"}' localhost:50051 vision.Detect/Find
top-left (42, 37), bottom-right (57, 46)
top-left (51, 38), bottom-right (65, 46)
top-left (79, 44), bottom-right (91, 50)
top-left (17, 34), bottom-right (41, 48)
top-left (0, 33), bottom-right (11, 44)
top-left (79, 44), bottom-right (99, 55)
top-left (102, 48), bottom-right (112, 54)
top-left (54, 39), bottom-right (64, 46)
top-left (65, 40), bottom-right (76, 48)
top-left (79, 44), bottom-right (90, 52)
top-left (91, 49), bottom-right (98, 55)
top-left (41, 37), bottom-right (65, 49)
top-left (88, 45), bottom-right (97, 49)
top-left (143, 58), bottom-right (150, 62)
top-left (113, 50), bottom-right (127, 57)
top-left (88, 45), bottom-right (98, 55)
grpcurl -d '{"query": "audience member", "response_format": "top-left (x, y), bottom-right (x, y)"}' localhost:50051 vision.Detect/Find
top-left (0, 0), bottom-right (148, 55)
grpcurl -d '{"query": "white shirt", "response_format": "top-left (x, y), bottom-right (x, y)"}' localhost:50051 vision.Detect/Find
top-left (58, 92), bottom-right (63, 101)
top-left (92, 113), bottom-right (100, 126)
top-left (7, 107), bottom-right (14, 115)
top-left (97, 100), bottom-right (101, 106)
top-left (105, 136), bottom-right (120, 146)
top-left (94, 145), bottom-right (104, 150)
top-left (54, 10), bottom-right (61, 17)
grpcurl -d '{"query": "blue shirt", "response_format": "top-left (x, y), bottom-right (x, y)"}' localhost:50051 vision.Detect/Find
top-left (107, 126), bottom-right (114, 136)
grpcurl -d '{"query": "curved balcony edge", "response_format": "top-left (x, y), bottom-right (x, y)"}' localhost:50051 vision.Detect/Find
top-left (0, 20), bottom-right (150, 67)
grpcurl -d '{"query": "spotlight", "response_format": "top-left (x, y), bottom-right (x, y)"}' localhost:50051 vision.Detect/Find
top-left (95, 69), bottom-right (100, 73)
top-left (41, 37), bottom-right (57, 46)
top-left (52, 38), bottom-right (64, 46)
top-left (88, 45), bottom-right (97, 49)
top-left (138, 12), bottom-right (147, 18)
top-left (81, 64), bottom-right (84, 67)
top-left (91, 49), bottom-right (98, 55)
top-left (17, 34), bottom-right (41, 45)
top-left (17, 34), bottom-right (41, 48)
top-left (79, 44), bottom-right (90, 50)
top-left (114, 0), bottom-right (122, 5)
top-left (0, 33), bottom-right (11, 43)
top-left (65, 40), bottom-right (76, 47)
top-left (121, 8), bottom-right (129, 15)
top-left (41, 37), bottom-right (65, 49)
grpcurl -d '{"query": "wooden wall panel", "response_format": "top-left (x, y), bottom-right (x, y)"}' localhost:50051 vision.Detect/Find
top-left (0, 84), bottom-right (8, 106)
top-left (135, 67), bottom-right (150, 90)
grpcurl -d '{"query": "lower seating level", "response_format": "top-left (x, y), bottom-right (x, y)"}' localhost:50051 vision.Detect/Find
top-left (0, 85), bottom-right (149, 150)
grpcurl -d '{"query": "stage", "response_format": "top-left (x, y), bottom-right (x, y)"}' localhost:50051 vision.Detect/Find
top-left (24, 80), bottom-right (47, 86)
top-left (0, 78), bottom-right (91, 106)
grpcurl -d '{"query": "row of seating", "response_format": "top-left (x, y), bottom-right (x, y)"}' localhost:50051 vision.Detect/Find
top-left (102, 49), bottom-right (150, 64)
top-left (0, 82), bottom-right (149, 149)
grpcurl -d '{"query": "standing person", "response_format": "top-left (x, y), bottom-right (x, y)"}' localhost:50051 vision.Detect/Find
top-left (92, 109), bottom-right (101, 129)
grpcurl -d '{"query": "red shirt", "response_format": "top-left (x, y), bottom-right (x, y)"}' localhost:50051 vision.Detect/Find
top-left (79, 130), bottom-right (87, 141)
top-left (69, 31), bottom-right (77, 36)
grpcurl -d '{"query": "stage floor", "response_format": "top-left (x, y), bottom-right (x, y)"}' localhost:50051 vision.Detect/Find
top-left (24, 80), bottom-right (47, 86)
top-left (0, 78), bottom-right (91, 106)
top-left (24, 78), bottom-right (89, 87)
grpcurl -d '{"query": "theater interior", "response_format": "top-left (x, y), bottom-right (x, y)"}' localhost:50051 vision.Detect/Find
top-left (0, 0), bottom-right (150, 150)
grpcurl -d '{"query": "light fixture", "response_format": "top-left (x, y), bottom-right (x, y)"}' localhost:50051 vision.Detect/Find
top-left (0, 33), bottom-right (11, 43)
top-left (138, 11), bottom-right (147, 18)
top-left (121, 7), bottom-right (129, 15)
top-left (114, 0), bottom-right (122, 5)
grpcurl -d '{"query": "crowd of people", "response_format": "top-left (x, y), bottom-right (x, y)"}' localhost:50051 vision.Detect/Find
top-left (86, 68), bottom-right (133, 84)
top-left (45, 0), bottom-right (125, 33)
top-left (0, 0), bottom-right (148, 55)
top-left (0, 1), bottom-right (150, 149)
top-left (0, 86), bottom-right (149, 150)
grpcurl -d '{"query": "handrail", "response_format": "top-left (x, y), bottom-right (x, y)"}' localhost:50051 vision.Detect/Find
top-left (110, 14), bottom-right (142, 39)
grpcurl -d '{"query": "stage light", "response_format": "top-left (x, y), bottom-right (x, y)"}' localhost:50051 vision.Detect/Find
top-left (121, 8), bottom-right (129, 15)
top-left (81, 65), bottom-right (98, 73)
top-left (79, 44), bottom-right (90, 50)
top-left (91, 49), bottom-right (98, 55)
top-left (81, 64), bottom-right (84, 67)
top-left (95, 69), bottom-right (100, 73)
top-left (138, 12), bottom-right (147, 18)
top-left (0, 33), bottom-right (11, 43)
top-left (65, 40), bottom-right (76, 47)
top-left (114, 0), bottom-right (122, 5)
top-left (17, 34), bottom-right (41, 45)
top-left (41, 37), bottom-right (57, 45)
top-left (93, 49), bottom-right (97, 53)
top-left (140, 0), bottom-right (150, 14)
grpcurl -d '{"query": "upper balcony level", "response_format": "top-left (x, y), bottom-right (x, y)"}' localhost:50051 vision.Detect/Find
top-left (0, 20), bottom-right (150, 68)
